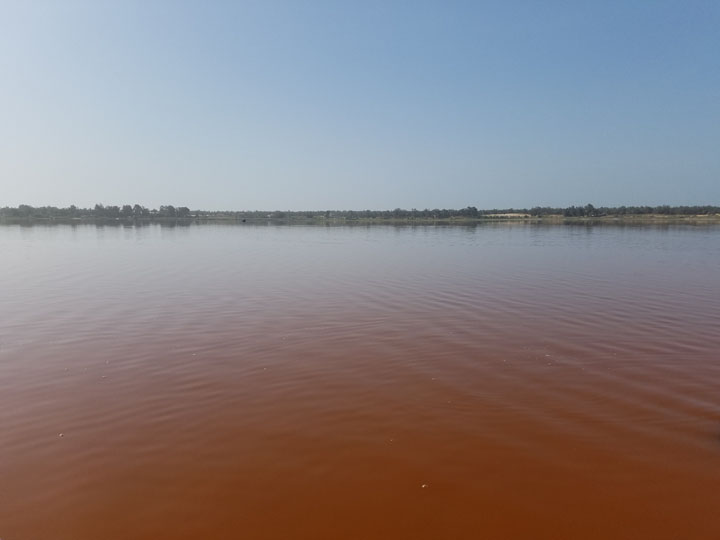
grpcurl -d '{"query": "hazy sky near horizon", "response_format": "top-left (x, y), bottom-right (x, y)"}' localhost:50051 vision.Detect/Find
top-left (1, 1), bottom-right (719, 210)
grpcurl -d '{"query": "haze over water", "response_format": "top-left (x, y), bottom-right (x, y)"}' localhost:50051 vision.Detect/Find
top-left (1, 222), bottom-right (719, 539)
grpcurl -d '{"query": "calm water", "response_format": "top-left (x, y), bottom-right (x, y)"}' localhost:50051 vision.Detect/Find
top-left (1, 222), bottom-right (719, 539)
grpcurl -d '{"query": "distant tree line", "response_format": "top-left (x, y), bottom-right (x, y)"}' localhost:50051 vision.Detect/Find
top-left (528, 204), bottom-right (720, 217)
top-left (0, 203), bottom-right (191, 219)
top-left (1, 203), bottom-right (718, 221)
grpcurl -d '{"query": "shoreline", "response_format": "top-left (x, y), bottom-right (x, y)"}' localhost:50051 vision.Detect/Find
top-left (2, 214), bottom-right (720, 226)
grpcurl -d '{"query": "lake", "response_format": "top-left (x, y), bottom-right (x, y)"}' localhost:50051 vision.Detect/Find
top-left (1, 222), bottom-right (719, 539)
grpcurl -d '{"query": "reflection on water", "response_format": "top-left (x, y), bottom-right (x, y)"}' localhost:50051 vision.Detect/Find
top-left (1, 223), bottom-right (719, 540)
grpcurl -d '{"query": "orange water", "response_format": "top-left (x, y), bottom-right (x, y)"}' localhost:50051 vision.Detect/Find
top-left (1, 223), bottom-right (719, 539)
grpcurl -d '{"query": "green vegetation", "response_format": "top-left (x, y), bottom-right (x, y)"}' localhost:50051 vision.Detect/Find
top-left (1, 203), bottom-right (719, 222)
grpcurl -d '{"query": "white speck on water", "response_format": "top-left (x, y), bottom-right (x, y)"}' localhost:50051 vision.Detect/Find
top-left (58, 433), bottom-right (64, 438)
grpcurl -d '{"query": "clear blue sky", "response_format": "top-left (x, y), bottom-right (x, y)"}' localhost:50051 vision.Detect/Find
top-left (1, 1), bottom-right (718, 210)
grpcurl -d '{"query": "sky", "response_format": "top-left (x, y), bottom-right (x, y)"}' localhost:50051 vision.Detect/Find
top-left (1, 1), bottom-right (719, 210)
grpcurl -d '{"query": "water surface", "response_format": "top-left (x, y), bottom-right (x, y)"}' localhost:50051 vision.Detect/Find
top-left (1, 222), bottom-right (719, 539)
